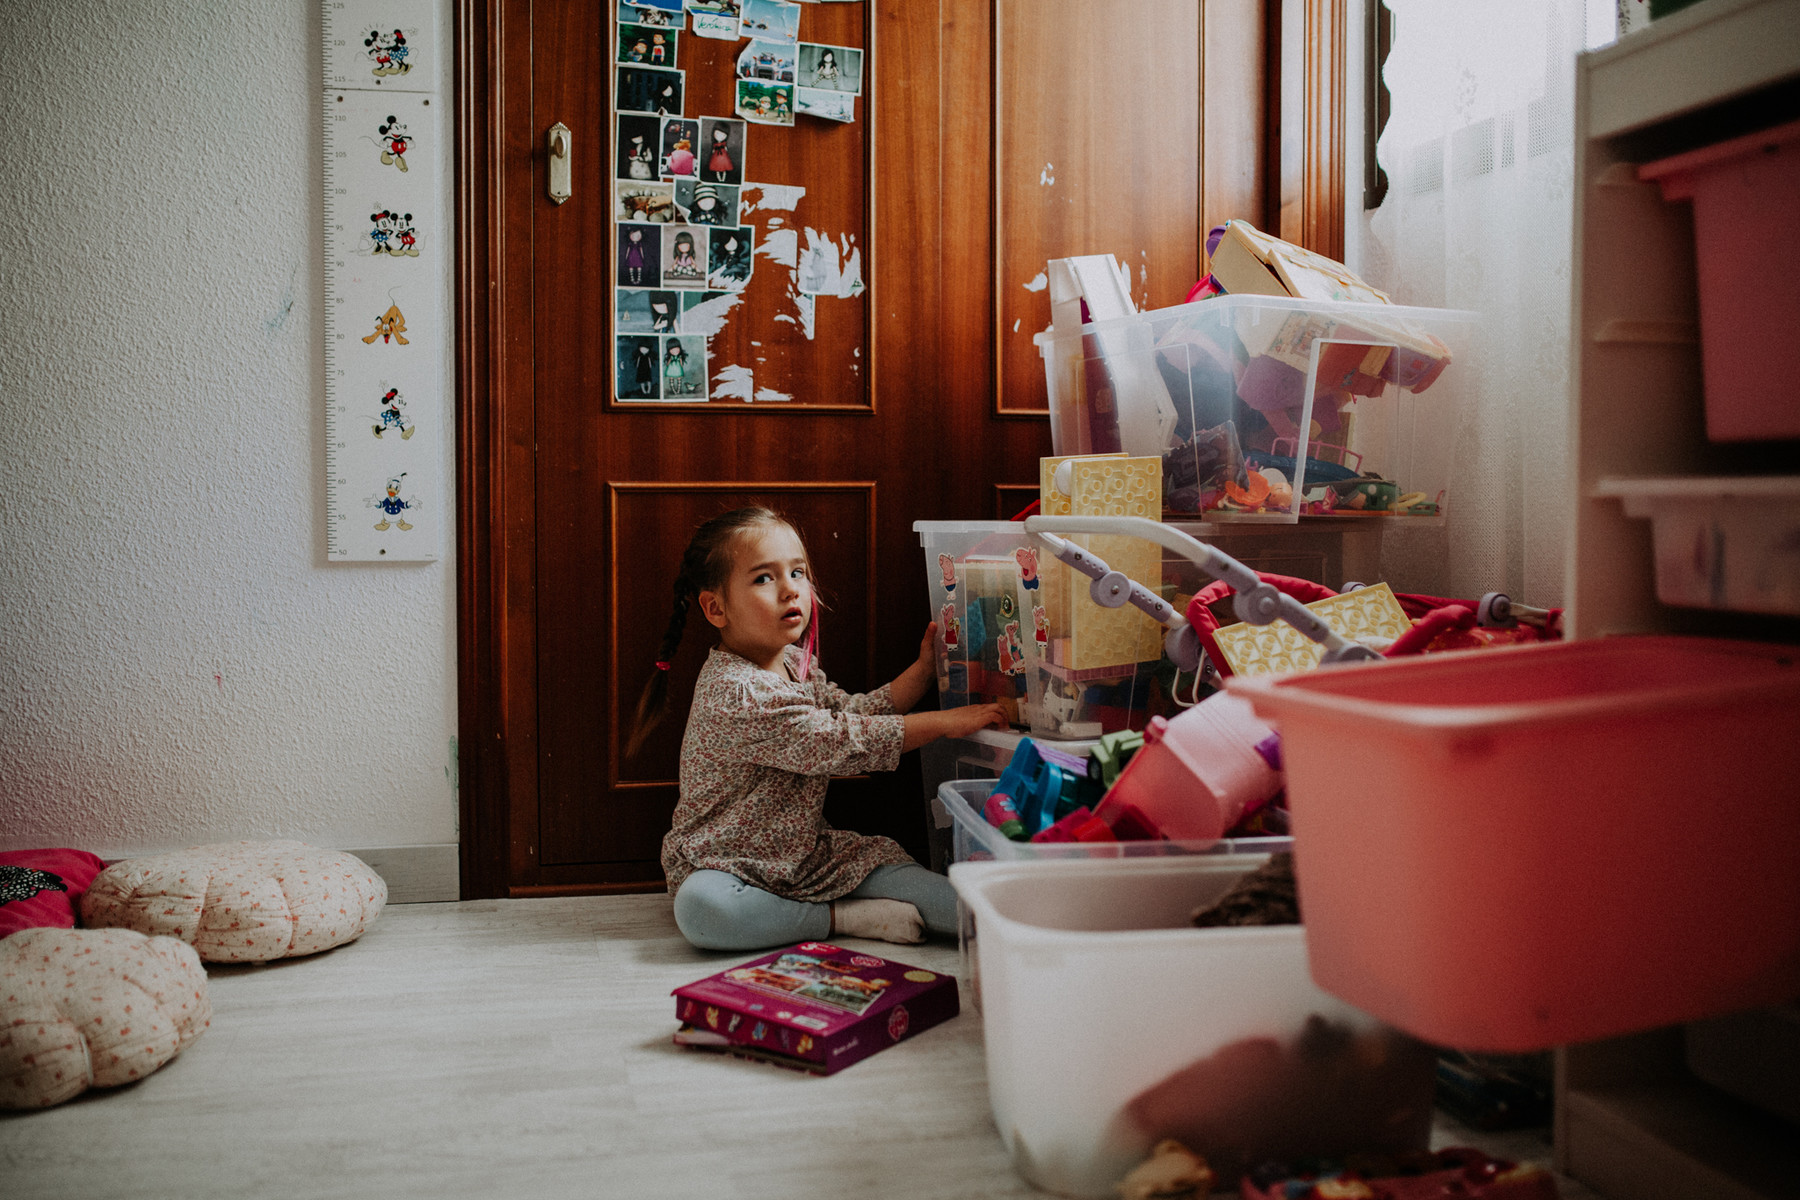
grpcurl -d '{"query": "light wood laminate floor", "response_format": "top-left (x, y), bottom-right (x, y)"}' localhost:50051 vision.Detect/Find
top-left (0, 895), bottom-right (1596, 1200)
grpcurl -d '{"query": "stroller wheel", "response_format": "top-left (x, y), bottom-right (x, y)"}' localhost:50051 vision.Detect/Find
top-left (1478, 592), bottom-right (1515, 627)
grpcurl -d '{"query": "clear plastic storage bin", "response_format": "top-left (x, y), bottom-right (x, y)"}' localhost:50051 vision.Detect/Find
top-left (1035, 295), bottom-right (1478, 523)
top-left (949, 855), bottom-right (1435, 1198)
top-left (913, 520), bottom-right (1042, 729)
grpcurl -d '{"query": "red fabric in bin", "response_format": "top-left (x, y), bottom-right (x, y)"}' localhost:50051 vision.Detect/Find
top-left (0, 848), bottom-right (107, 938)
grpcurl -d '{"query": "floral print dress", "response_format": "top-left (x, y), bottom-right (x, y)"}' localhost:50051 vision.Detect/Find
top-left (662, 645), bottom-right (911, 901)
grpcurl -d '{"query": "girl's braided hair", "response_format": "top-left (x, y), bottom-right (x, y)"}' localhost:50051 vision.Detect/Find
top-left (625, 506), bottom-right (789, 759)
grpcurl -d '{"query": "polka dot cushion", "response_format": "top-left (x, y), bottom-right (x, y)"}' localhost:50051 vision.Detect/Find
top-left (0, 926), bottom-right (211, 1109)
top-left (81, 841), bottom-right (388, 964)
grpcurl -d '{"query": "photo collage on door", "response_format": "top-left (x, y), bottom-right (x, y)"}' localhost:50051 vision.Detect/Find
top-left (613, 0), bottom-right (865, 402)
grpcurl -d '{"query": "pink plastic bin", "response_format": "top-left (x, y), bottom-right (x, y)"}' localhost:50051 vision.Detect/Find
top-left (1638, 118), bottom-right (1800, 442)
top-left (1231, 636), bottom-right (1800, 1052)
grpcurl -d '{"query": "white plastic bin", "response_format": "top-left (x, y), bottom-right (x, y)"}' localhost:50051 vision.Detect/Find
top-left (1598, 475), bottom-right (1800, 616)
top-left (949, 855), bottom-right (1435, 1198)
top-left (1036, 295), bottom-right (1477, 523)
top-left (938, 778), bottom-right (1291, 996)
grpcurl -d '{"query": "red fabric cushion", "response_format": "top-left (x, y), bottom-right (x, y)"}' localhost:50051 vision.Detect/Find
top-left (0, 849), bottom-right (107, 938)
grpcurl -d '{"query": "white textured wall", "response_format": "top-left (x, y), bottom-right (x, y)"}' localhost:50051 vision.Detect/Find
top-left (0, 1), bottom-right (459, 860)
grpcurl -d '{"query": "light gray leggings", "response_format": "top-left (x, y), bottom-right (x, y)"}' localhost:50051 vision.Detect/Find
top-left (672, 862), bottom-right (958, 952)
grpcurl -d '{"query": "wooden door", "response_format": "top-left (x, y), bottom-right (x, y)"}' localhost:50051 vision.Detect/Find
top-left (457, 0), bottom-right (1323, 897)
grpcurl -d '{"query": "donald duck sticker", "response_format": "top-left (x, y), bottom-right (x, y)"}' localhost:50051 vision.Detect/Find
top-left (370, 473), bottom-right (416, 531)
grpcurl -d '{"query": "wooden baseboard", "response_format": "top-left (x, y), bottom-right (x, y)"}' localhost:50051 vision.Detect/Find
top-left (346, 843), bottom-right (461, 904)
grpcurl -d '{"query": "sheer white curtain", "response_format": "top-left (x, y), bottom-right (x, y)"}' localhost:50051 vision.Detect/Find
top-left (1351, 0), bottom-right (1615, 607)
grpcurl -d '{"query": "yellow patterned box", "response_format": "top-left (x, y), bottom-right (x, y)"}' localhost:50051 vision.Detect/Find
top-left (1209, 582), bottom-right (1411, 676)
top-left (1027, 455), bottom-right (1166, 738)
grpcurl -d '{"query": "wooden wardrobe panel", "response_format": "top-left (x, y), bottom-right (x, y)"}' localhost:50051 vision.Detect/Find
top-left (993, 0), bottom-right (1204, 414)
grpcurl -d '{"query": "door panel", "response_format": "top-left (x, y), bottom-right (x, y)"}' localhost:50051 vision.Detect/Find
top-left (539, 482), bottom-right (876, 867)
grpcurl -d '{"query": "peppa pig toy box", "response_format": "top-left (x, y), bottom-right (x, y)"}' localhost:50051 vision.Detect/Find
top-left (671, 942), bottom-right (960, 1075)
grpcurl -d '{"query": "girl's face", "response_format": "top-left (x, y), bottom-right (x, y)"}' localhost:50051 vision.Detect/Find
top-left (629, 228), bottom-right (642, 244)
top-left (700, 522), bottom-right (813, 671)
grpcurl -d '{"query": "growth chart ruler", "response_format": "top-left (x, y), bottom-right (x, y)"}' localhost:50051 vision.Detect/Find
top-left (321, 0), bottom-right (444, 561)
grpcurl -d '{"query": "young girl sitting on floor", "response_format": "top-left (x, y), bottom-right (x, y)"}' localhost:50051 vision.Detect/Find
top-left (628, 507), bottom-right (1008, 952)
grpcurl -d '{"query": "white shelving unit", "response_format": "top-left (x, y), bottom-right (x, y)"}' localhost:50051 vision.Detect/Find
top-left (1557, 1), bottom-right (1800, 1196)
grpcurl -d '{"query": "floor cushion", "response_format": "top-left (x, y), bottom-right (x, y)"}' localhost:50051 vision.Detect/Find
top-left (0, 926), bottom-right (211, 1109)
top-left (0, 849), bottom-right (108, 939)
top-left (81, 841), bottom-right (388, 963)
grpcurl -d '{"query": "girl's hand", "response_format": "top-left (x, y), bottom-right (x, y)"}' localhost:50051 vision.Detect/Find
top-left (917, 622), bottom-right (940, 673)
top-left (945, 702), bottom-right (1009, 737)
top-left (900, 701), bottom-right (1010, 752)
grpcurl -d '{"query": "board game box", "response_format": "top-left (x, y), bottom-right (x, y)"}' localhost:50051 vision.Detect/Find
top-left (671, 941), bottom-right (960, 1075)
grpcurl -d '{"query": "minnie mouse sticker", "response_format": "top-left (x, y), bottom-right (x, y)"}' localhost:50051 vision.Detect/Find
top-left (371, 386), bottom-right (414, 439)
top-left (364, 209), bottom-right (421, 256)
top-left (364, 29), bottom-right (412, 77)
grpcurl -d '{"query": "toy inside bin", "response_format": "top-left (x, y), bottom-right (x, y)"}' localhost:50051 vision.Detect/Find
top-left (916, 520), bottom-right (1163, 739)
top-left (915, 521), bottom-right (1040, 728)
top-left (1231, 635), bottom-right (1800, 1052)
top-left (1035, 294), bottom-right (1476, 522)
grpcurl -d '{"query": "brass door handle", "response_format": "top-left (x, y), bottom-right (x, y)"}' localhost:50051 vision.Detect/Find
top-left (547, 122), bottom-right (572, 205)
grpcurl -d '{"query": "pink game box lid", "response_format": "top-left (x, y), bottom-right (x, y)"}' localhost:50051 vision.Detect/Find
top-left (671, 941), bottom-right (959, 1074)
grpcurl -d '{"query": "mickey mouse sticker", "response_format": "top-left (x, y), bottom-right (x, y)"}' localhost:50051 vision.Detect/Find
top-left (364, 29), bottom-right (411, 77)
top-left (376, 115), bottom-right (410, 172)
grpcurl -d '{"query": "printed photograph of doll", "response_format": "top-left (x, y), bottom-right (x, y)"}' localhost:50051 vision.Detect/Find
top-left (676, 180), bottom-right (739, 227)
top-left (615, 288), bottom-right (681, 335)
top-left (659, 117), bottom-right (698, 178)
top-left (615, 113), bottom-right (662, 180)
top-left (660, 228), bottom-right (707, 287)
top-left (706, 226), bottom-right (754, 291)
top-left (615, 334), bottom-right (662, 400)
top-left (735, 80), bottom-right (793, 127)
top-left (616, 65), bottom-right (684, 116)
top-left (797, 43), bottom-right (862, 94)
top-left (660, 334), bottom-right (707, 399)
top-left (614, 180), bottom-right (679, 223)
top-left (617, 224), bottom-right (662, 287)
top-left (697, 118), bottom-right (744, 185)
